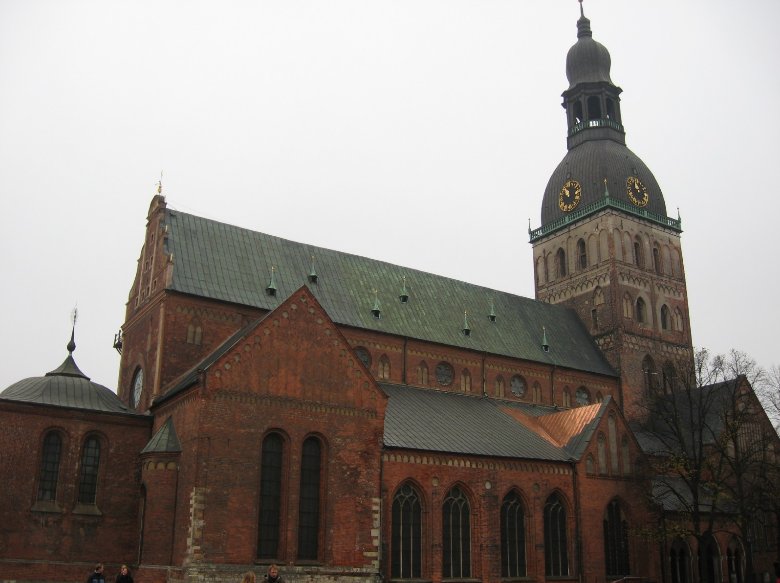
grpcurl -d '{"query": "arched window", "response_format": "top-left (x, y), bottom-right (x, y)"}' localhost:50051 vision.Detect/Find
top-left (495, 376), bottom-right (505, 397)
top-left (417, 362), bottom-right (428, 386)
top-left (186, 320), bottom-right (203, 345)
top-left (442, 486), bottom-right (471, 578)
top-left (674, 308), bottom-right (685, 332)
top-left (593, 287), bottom-right (605, 306)
top-left (577, 239), bottom-right (587, 270)
top-left (595, 391), bottom-right (604, 403)
top-left (297, 437), bottom-right (322, 560)
top-left (556, 248), bottom-right (567, 278)
top-left (258, 433), bottom-right (284, 559)
top-left (461, 369), bottom-right (472, 393)
top-left (562, 388), bottom-right (571, 408)
top-left (663, 362), bottom-right (677, 393)
top-left (378, 355), bottom-right (391, 380)
top-left (585, 454), bottom-right (595, 475)
top-left (700, 534), bottom-right (721, 583)
top-left (500, 491), bottom-right (527, 578)
top-left (597, 434), bottom-right (607, 474)
top-left (532, 382), bottom-right (542, 404)
top-left (623, 294), bottom-right (633, 319)
top-left (544, 494), bottom-right (569, 576)
top-left (636, 297), bottom-right (647, 324)
top-left (391, 483), bottom-right (422, 579)
top-left (670, 538), bottom-right (691, 583)
top-left (77, 436), bottom-right (101, 505)
top-left (606, 97), bottom-right (617, 120)
top-left (661, 305), bottom-right (671, 330)
top-left (633, 239), bottom-right (644, 268)
top-left (653, 245), bottom-right (662, 274)
top-left (575, 386), bottom-right (590, 406)
top-left (726, 538), bottom-right (743, 583)
top-left (642, 355), bottom-right (657, 394)
top-left (604, 499), bottom-right (630, 577)
top-left (510, 375), bottom-right (526, 398)
top-left (573, 100), bottom-right (584, 124)
top-left (608, 416), bottom-right (619, 474)
top-left (587, 95), bottom-right (602, 119)
top-left (354, 346), bottom-right (371, 369)
top-left (621, 436), bottom-right (631, 475)
top-left (37, 431), bottom-right (62, 501)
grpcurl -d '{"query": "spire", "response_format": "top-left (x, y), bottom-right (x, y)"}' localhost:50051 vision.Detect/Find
top-left (46, 308), bottom-right (89, 379)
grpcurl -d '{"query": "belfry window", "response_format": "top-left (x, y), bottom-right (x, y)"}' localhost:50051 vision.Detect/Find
top-left (606, 98), bottom-right (617, 120)
top-left (391, 483), bottom-right (422, 579)
top-left (587, 96), bottom-right (602, 120)
top-left (577, 238), bottom-right (587, 269)
top-left (573, 100), bottom-right (583, 124)
top-left (633, 240), bottom-right (644, 268)
top-left (636, 297), bottom-right (647, 324)
top-left (556, 248), bottom-right (567, 278)
top-left (661, 305), bottom-right (671, 330)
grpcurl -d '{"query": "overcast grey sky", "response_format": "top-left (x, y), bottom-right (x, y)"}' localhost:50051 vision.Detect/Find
top-left (1, 0), bottom-right (778, 392)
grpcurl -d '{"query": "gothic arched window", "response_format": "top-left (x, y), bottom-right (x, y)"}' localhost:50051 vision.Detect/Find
top-left (633, 239), bottom-right (644, 268)
top-left (556, 247), bottom-right (567, 278)
top-left (544, 494), bottom-right (569, 576)
top-left (378, 355), bottom-right (391, 380)
top-left (495, 376), bottom-right (505, 397)
top-left (577, 239), bottom-right (587, 270)
top-left (37, 431), bottom-right (62, 502)
top-left (77, 436), bottom-right (101, 505)
top-left (258, 432), bottom-right (284, 559)
top-left (461, 369), bottom-right (472, 393)
top-left (391, 483), bottom-right (422, 579)
top-left (417, 361), bottom-right (428, 386)
top-left (670, 538), bottom-right (691, 583)
top-left (726, 538), bottom-right (743, 583)
top-left (661, 305), bottom-right (671, 330)
top-left (604, 499), bottom-right (630, 577)
top-left (442, 486), bottom-right (471, 578)
top-left (297, 437), bottom-right (323, 560)
top-left (623, 294), bottom-right (633, 319)
top-left (636, 297), bottom-right (647, 324)
top-left (500, 491), bottom-right (527, 578)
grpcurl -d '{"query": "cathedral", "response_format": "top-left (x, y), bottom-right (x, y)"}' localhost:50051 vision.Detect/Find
top-left (1, 8), bottom-right (777, 583)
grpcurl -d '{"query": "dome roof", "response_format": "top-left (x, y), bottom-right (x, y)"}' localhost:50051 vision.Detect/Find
top-left (566, 15), bottom-right (613, 88)
top-left (0, 334), bottom-right (132, 414)
top-left (541, 139), bottom-right (668, 226)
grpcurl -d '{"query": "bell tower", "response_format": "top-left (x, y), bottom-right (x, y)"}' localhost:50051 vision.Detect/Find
top-left (530, 7), bottom-right (693, 419)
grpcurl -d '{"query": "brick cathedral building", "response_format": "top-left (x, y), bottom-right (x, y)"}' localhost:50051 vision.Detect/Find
top-left (1, 9), bottom-right (777, 583)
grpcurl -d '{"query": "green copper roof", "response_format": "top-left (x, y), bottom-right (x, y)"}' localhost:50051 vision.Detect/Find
top-left (164, 209), bottom-right (616, 377)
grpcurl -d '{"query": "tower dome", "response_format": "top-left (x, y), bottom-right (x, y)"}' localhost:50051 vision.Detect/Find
top-left (0, 330), bottom-right (130, 413)
top-left (534, 7), bottom-right (676, 234)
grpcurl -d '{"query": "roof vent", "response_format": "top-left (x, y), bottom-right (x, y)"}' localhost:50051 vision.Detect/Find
top-left (371, 290), bottom-right (381, 319)
top-left (462, 311), bottom-right (471, 337)
top-left (308, 255), bottom-right (318, 284)
top-left (266, 266), bottom-right (277, 297)
top-left (542, 326), bottom-right (550, 352)
top-left (488, 299), bottom-right (496, 322)
top-left (399, 276), bottom-right (409, 303)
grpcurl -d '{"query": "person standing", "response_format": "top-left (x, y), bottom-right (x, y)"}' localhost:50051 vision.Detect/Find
top-left (86, 563), bottom-right (106, 583)
top-left (241, 572), bottom-right (256, 583)
top-left (264, 564), bottom-right (283, 583)
top-left (115, 564), bottom-right (133, 583)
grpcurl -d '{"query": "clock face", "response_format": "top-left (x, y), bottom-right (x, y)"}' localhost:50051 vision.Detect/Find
top-left (132, 369), bottom-right (143, 408)
top-left (626, 176), bottom-right (649, 207)
top-left (558, 179), bottom-right (582, 212)
top-left (435, 362), bottom-right (454, 386)
top-left (510, 375), bottom-right (526, 397)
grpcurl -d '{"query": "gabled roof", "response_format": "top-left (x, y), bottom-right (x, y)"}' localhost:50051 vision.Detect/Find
top-left (536, 398), bottom-right (610, 458)
top-left (382, 383), bottom-right (580, 462)
top-left (142, 417), bottom-right (182, 453)
top-left (162, 208), bottom-right (616, 377)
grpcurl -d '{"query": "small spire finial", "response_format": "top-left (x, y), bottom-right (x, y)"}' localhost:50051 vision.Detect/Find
top-left (542, 326), bottom-right (550, 353)
top-left (579, 0), bottom-right (584, 18)
top-left (371, 289), bottom-right (381, 319)
top-left (157, 170), bottom-right (163, 195)
top-left (603, 177), bottom-right (610, 199)
top-left (68, 306), bottom-right (78, 354)
top-left (399, 276), bottom-right (409, 303)
top-left (308, 255), bottom-right (318, 283)
top-left (462, 310), bottom-right (471, 336)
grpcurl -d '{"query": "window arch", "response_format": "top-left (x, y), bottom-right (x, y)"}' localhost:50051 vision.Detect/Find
top-left (258, 432), bottom-right (284, 559)
top-left (663, 362), bottom-right (677, 393)
top-left (653, 245), bottom-right (662, 274)
top-left (297, 436), bottom-right (323, 560)
top-left (577, 238), bottom-right (587, 270)
top-left (642, 355), bottom-right (657, 394)
top-left (604, 499), bottom-right (630, 577)
top-left (562, 387), bottom-right (571, 408)
top-left (674, 307), bottom-right (685, 331)
top-left (587, 95), bottom-right (602, 119)
top-left (621, 436), bottom-right (631, 475)
top-left (544, 493), bottom-right (569, 576)
top-left (608, 415), bottom-right (619, 474)
top-left (378, 355), bottom-right (391, 380)
top-left (636, 297), bottom-right (647, 324)
top-left (77, 435), bottom-right (101, 505)
top-left (532, 382), bottom-right (542, 404)
top-left (417, 361), bottom-right (428, 386)
top-left (460, 369), bottom-right (472, 393)
top-left (700, 534), bottom-right (721, 583)
top-left (495, 376), bottom-right (505, 397)
top-left (623, 294), bottom-right (633, 319)
top-left (442, 485), bottom-right (471, 578)
top-left (726, 538), bottom-right (743, 583)
top-left (593, 286), bottom-right (605, 306)
top-left (186, 319), bottom-right (202, 345)
top-left (585, 454), bottom-right (595, 475)
top-left (575, 386), bottom-right (590, 406)
top-left (595, 391), bottom-right (604, 403)
top-left (597, 434), bottom-right (607, 474)
top-left (556, 247), bottom-right (567, 278)
top-left (633, 238), bottom-right (644, 268)
top-left (500, 491), bottom-right (527, 578)
top-left (661, 304), bottom-right (671, 330)
top-left (391, 483), bottom-right (422, 579)
top-left (37, 431), bottom-right (62, 502)
top-left (670, 538), bottom-right (691, 583)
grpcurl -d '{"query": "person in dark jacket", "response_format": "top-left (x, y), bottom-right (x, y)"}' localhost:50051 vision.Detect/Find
top-left (115, 564), bottom-right (134, 583)
top-left (86, 563), bottom-right (105, 583)
top-left (264, 564), bottom-right (283, 583)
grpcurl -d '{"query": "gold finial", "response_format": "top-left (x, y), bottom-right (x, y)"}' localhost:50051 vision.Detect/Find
top-left (157, 170), bottom-right (163, 195)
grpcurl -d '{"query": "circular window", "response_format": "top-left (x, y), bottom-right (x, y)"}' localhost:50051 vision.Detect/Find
top-left (510, 375), bottom-right (526, 397)
top-left (132, 368), bottom-right (144, 409)
top-left (435, 362), bottom-right (454, 386)
top-left (575, 386), bottom-right (590, 406)
top-left (354, 347), bottom-right (372, 369)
